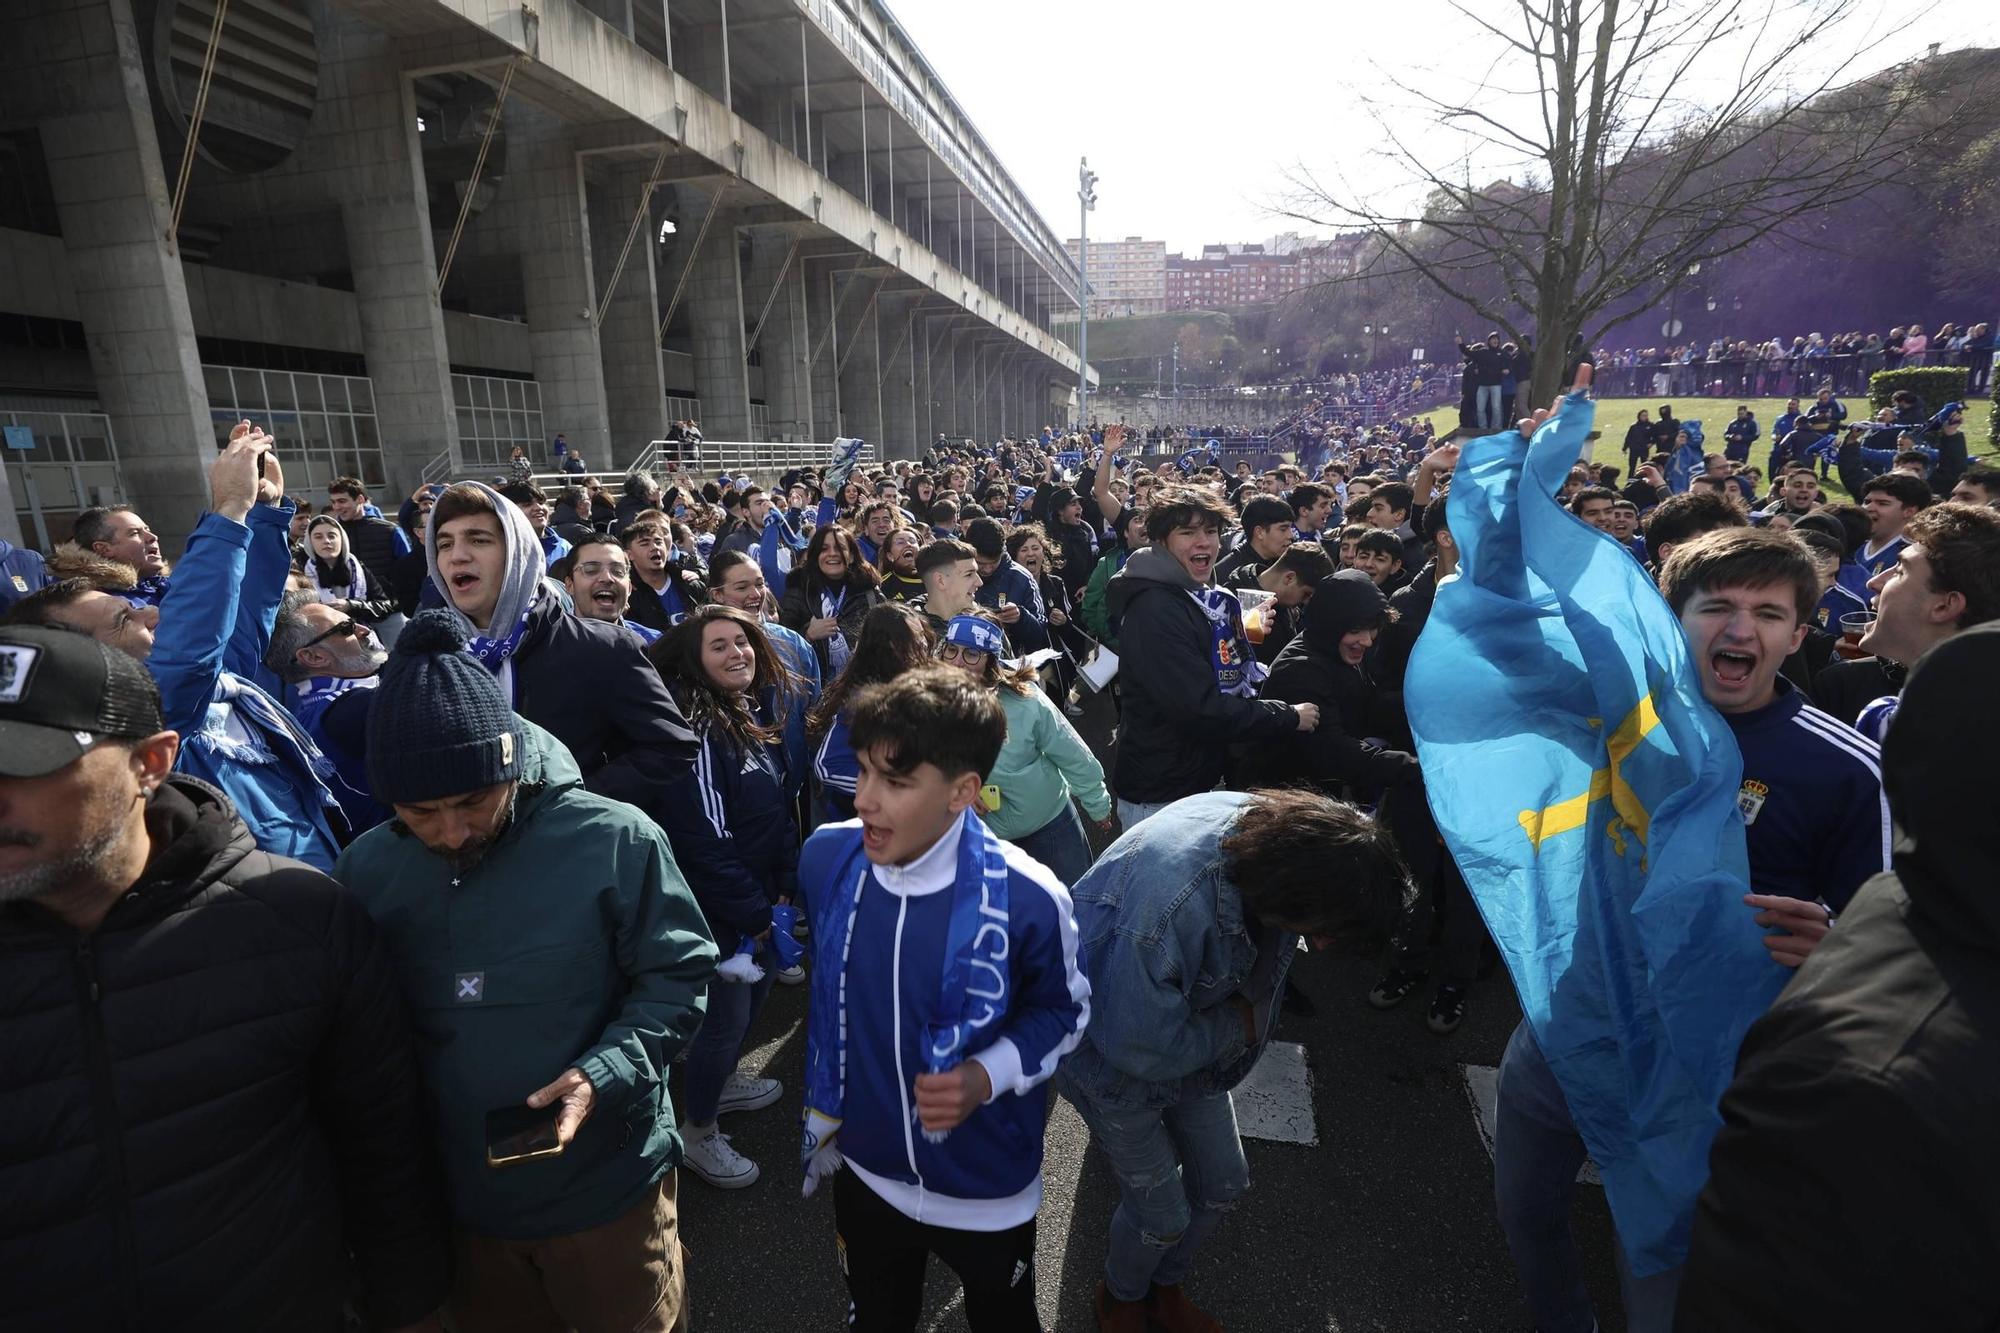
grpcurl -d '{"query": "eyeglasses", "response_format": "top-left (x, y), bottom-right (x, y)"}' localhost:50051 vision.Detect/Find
top-left (300, 618), bottom-right (364, 652)
top-left (937, 642), bottom-right (991, 666)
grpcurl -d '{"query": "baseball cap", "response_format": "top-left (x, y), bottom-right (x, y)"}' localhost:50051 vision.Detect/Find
top-left (0, 626), bottom-right (165, 778)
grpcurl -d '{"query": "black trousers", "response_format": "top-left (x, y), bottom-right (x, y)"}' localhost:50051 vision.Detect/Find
top-left (833, 1168), bottom-right (1042, 1333)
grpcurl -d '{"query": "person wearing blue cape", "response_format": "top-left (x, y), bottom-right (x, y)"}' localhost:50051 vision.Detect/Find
top-left (1407, 366), bottom-right (1885, 1333)
top-left (798, 667), bottom-right (1089, 1333)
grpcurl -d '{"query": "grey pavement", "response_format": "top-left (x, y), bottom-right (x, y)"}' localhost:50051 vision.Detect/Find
top-left (673, 689), bottom-right (1626, 1332)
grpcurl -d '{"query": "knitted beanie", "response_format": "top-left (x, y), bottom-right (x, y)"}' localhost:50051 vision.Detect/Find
top-left (365, 608), bottom-right (524, 804)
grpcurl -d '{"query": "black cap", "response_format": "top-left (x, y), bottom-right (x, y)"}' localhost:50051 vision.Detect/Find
top-left (0, 626), bottom-right (165, 777)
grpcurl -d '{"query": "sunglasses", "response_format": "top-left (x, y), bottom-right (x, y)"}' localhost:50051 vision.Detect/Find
top-left (300, 618), bottom-right (365, 652)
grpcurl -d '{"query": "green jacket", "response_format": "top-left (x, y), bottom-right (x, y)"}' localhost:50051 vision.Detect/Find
top-left (335, 722), bottom-right (717, 1240)
top-left (1081, 545), bottom-right (1133, 647)
top-left (984, 684), bottom-right (1113, 841)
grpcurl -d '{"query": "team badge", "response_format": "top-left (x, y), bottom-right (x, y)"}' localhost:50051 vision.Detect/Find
top-left (1736, 779), bottom-right (1768, 825)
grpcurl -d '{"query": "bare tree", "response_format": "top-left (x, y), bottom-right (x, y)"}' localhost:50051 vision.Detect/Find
top-left (1281, 0), bottom-right (1966, 405)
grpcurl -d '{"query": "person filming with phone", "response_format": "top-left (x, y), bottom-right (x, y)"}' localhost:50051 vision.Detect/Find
top-left (335, 608), bottom-right (718, 1333)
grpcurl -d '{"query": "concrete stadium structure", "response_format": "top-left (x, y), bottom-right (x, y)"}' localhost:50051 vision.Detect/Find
top-left (0, 0), bottom-right (1092, 549)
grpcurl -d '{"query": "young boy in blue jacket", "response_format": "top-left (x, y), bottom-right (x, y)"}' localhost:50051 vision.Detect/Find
top-left (799, 667), bottom-right (1090, 1332)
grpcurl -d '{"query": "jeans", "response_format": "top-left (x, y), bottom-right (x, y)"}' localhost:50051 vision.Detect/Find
top-left (1493, 1023), bottom-right (1682, 1333)
top-left (1010, 802), bottom-right (1093, 886)
top-left (1476, 383), bottom-right (1503, 430)
top-left (1116, 798), bottom-right (1172, 829)
top-left (1067, 1086), bottom-right (1250, 1302)
top-left (681, 959), bottom-right (776, 1125)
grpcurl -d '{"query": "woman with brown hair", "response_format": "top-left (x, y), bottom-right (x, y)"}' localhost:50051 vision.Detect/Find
top-left (805, 601), bottom-right (933, 822)
top-left (645, 604), bottom-right (805, 1188)
top-left (778, 522), bottom-right (883, 675)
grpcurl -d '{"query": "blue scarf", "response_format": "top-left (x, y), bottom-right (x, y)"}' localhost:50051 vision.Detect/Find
top-left (1187, 586), bottom-right (1266, 698)
top-left (467, 592), bottom-right (535, 672)
top-left (800, 807), bottom-right (1012, 1195)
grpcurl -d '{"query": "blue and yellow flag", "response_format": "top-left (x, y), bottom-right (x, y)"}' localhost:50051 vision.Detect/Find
top-left (1407, 392), bottom-right (1783, 1274)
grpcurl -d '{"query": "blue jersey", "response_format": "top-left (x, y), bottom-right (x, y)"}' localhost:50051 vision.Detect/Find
top-left (1813, 582), bottom-right (1869, 633)
top-left (1857, 536), bottom-right (1906, 589)
top-left (1722, 680), bottom-right (1889, 913)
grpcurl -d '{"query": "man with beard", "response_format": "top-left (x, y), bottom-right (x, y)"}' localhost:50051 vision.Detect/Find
top-left (266, 593), bottom-right (395, 837)
top-left (555, 537), bottom-right (660, 646)
top-left (336, 610), bottom-right (716, 1333)
top-left (0, 624), bottom-right (450, 1330)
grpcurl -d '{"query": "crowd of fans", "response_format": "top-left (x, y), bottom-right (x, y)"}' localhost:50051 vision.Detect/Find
top-left (1587, 319), bottom-right (1996, 398)
top-left (1, 377), bottom-right (1996, 1331)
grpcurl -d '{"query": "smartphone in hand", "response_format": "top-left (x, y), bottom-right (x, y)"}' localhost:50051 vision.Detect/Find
top-left (486, 1103), bottom-right (565, 1167)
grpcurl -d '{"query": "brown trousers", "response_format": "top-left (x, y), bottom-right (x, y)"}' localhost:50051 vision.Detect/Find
top-left (450, 1172), bottom-right (689, 1333)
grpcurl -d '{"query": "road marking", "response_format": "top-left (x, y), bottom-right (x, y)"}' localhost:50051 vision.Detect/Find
top-left (1232, 1040), bottom-right (1317, 1146)
top-left (1459, 1064), bottom-right (1601, 1186)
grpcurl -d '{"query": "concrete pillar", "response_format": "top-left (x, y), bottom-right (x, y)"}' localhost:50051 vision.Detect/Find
top-left (322, 14), bottom-right (460, 495)
top-left (836, 280), bottom-right (882, 446)
top-left (504, 111), bottom-right (612, 461)
top-left (878, 296), bottom-right (918, 460)
top-left (950, 332), bottom-right (974, 440)
top-left (590, 163), bottom-right (670, 453)
top-left (33, 0), bottom-right (214, 548)
top-left (805, 260), bottom-right (840, 440)
top-left (912, 317), bottom-right (936, 450)
top-left (677, 190), bottom-right (751, 440)
top-left (745, 228), bottom-right (808, 441)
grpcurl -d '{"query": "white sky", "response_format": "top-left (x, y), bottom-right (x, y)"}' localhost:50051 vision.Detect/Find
top-left (885, 0), bottom-right (2000, 258)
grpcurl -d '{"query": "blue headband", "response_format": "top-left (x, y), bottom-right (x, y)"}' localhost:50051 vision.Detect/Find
top-left (944, 615), bottom-right (1005, 658)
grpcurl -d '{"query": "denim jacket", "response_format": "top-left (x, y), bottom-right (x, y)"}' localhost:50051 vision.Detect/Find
top-left (1058, 791), bottom-right (1295, 1109)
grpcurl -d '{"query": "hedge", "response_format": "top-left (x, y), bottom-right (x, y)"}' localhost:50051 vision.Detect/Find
top-left (1867, 366), bottom-right (1970, 414)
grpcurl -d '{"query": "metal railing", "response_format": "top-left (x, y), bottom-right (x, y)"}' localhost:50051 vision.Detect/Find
top-left (525, 439), bottom-right (870, 491)
top-left (1587, 350), bottom-right (1995, 401)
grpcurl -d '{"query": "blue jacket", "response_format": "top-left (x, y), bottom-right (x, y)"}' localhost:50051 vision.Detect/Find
top-left (1057, 791), bottom-right (1294, 1110)
top-left (974, 554), bottom-right (1050, 653)
top-left (676, 706), bottom-right (799, 954)
top-left (538, 527), bottom-right (571, 567)
top-left (802, 818), bottom-right (1089, 1229)
top-left (150, 508), bottom-right (342, 871)
top-left (764, 620), bottom-right (820, 798)
top-left (813, 715), bottom-right (858, 820)
top-left (1723, 416), bottom-right (1760, 458)
top-left (0, 539), bottom-right (50, 613)
top-left (286, 675), bottom-right (389, 837)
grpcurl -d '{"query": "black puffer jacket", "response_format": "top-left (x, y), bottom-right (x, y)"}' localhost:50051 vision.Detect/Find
top-left (339, 514), bottom-right (407, 590)
top-left (1103, 547), bottom-right (1299, 804)
top-left (1240, 570), bottom-right (1420, 801)
top-left (1678, 623), bottom-right (2000, 1331)
top-left (0, 779), bottom-right (448, 1332)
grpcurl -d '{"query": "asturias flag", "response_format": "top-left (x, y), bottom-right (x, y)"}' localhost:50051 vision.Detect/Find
top-left (1406, 391), bottom-right (1784, 1273)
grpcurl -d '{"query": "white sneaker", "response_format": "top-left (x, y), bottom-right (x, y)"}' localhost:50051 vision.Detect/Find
top-left (775, 962), bottom-right (806, 986)
top-left (718, 1071), bottom-right (783, 1114)
top-left (681, 1124), bottom-right (760, 1188)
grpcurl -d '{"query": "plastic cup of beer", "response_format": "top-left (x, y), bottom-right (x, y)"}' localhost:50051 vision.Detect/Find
top-left (1837, 610), bottom-right (1876, 659)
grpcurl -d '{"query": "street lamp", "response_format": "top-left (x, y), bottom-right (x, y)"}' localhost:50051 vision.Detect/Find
top-left (1076, 158), bottom-right (1098, 432)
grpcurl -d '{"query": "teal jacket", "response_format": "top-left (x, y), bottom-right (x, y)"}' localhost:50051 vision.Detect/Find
top-left (984, 685), bottom-right (1112, 841)
top-left (335, 723), bottom-right (718, 1239)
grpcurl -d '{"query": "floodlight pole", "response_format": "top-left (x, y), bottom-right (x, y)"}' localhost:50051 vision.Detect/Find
top-left (1077, 157), bottom-right (1097, 433)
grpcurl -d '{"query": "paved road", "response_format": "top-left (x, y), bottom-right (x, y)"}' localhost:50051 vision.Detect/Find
top-left (674, 689), bottom-right (1627, 1331)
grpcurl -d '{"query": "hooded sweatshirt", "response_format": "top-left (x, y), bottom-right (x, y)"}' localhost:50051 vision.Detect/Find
top-left (425, 480), bottom-right (555, 675)
top-left (1103, 546), bottom-right (1299, 804)
top-left (1679, 622), bottom-right (2000, 1330)
top-left (336, 722), bottom-right (718, 1240)
top-left (1248, 570), bottom-right (1420, 799)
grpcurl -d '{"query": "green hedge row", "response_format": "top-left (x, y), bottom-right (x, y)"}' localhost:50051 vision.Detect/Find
top-left (1867, 366), bottom-right (1970, 413)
